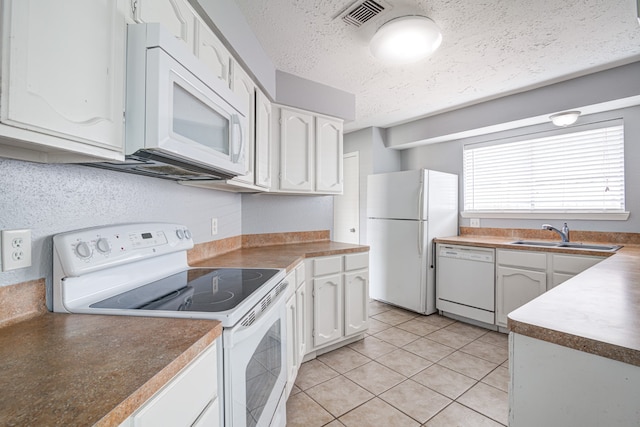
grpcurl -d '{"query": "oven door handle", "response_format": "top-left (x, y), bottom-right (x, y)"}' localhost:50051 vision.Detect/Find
top-left (224, 282), bottom-right (288, 348)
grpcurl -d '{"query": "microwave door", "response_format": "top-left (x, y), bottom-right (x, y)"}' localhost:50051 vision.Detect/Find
top-left (144, 48), bottom-right (247, 176)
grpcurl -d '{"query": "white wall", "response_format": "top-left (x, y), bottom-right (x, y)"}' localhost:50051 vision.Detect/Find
top-left (402, 105), bottom-right (640, 232)
top-left (194, 0), bottom-right (355, 121)
top-left (0, 159), bottom-right (339, 291)
top-left (0, 158), bottom-right (243, 289)
top-left (387, 61), bottom-right (640, 148)
top-left (241, 194), bottom-right (334, 236)
top-left (344, 127), bottom-right (401, 244)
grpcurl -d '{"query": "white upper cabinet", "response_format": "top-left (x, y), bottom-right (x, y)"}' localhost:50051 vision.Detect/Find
top-left (133, 0), bottom-right (196, 53)
top-left (279, 108), bottom-right (315, 192)
top-left (0, 0), bottom-right (127, 162)
top-left (255, 89), bottom-right (273, 189)
top-left (230, 64), bottom-right (255, 184)
top-left (273, 105), bottom-right (344, 195)
top-left (133, 0), bottom-right (231, 86)
top-left (316, 116), bottom-right (343, 193)
top-left (194, 17), bottom-right (232, 86)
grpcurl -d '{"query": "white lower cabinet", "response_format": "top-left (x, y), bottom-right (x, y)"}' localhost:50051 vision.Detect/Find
top-left (496, 266), bottom-right (546, 327)
top-left (344, 270), bottom-right (369, 336)
top-left (119, 341), bottom-right (219, 427)
top-left (510, 333), bottom-right (640, 427)
top-left (496, 249), bottom-right (605, 327)
top-left (285, 262), bottom-right (307, 398)
top-left (305, 252), bottom-right (369, 353)
top-left (313, 273), bottom-right (344, 347)
top-left (549, 253), bottom-right (604, 289)
top-left (496, 250), bottom-right (547, 328)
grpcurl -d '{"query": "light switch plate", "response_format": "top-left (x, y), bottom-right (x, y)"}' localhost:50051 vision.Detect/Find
top-left (1, 229), bottom-right (32, 271)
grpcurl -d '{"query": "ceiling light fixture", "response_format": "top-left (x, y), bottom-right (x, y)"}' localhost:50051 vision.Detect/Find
top-left (370, 15), bottom-right (442, 64)
top-left (549, 111), bottom-right (581, 127)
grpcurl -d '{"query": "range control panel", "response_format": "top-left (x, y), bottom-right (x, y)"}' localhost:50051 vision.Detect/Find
top-left (53, 223), bottom-right (194, 277)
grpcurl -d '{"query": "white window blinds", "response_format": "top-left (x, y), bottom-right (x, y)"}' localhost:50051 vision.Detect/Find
top-left (463, 122), bottom-right (625, 213)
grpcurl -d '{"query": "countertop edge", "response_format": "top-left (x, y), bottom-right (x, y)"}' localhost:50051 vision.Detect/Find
top-left (508, 318), bottom-right (640, 367)
top-left (436, 235), bottom-right (640, 367)
top-left (95, 322), bottom-right (223, 426)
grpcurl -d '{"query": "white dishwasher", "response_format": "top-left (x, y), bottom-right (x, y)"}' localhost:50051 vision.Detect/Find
top-left (436, 244), bottom-right (496, 324)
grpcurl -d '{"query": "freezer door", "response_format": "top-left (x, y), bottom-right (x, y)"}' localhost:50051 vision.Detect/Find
top-left (368, 218), bottom-right (427, 313)
top-left (367, 170), bottom-right (426, 220)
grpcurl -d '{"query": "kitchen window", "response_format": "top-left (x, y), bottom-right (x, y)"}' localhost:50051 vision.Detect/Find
top-left (462, 120), bottom-right (628, 219)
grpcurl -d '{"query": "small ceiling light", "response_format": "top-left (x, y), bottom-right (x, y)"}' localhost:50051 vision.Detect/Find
top-left (370, 16), bottom-right (442, 64)
top-left (549, 111), bottom-right (581, 127)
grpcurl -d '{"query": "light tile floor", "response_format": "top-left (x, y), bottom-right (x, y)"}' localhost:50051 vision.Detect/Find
top-left (286, 301), bottom-right (509, 426)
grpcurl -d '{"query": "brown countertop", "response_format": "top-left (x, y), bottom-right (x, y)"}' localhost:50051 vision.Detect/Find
top-left (191, 240), bottom-right (370, 271)
top-left (435, 234), bottom-right (640, 366)
top-left (0, 313), bottom-right (221, 426)
top-left (0, 236), bottom-right (366, 426)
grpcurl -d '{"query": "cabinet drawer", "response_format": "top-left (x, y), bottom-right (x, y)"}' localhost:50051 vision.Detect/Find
top-left (498, 250), bottom-right (546, 270)
top-left (132, 343), bottom-right (217, 426)
top-left (312, 256), bottom-right (343, 276)
top-left (552, 254), bottom-right (603, 274)
top-left (295, 262), bottom-right (306, 287)
top-left (344, 252), bottom-right (369, 271)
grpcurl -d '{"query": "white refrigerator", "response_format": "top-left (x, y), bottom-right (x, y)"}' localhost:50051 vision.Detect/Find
top-left (367, 169), bottom-right (458, 314)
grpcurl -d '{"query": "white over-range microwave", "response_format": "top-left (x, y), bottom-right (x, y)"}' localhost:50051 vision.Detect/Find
top-left (89, 23), bottom-right (248, 181)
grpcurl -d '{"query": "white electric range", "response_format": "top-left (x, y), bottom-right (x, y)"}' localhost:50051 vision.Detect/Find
top-left (51, 222), bottom-right (288, 427)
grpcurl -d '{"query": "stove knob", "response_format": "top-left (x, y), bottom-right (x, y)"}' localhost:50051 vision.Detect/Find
top-left (176, 229), bottom-right (185, 239)
top-left (95, 237), bottom-right (111, 254)
top-left (74, 241), bottom-right (92, 259)
top-left (184, 229), bottom-right (192, 239)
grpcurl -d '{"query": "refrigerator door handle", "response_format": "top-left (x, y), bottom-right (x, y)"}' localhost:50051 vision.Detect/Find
top-left (418, 180), bottom-right (424, 219)
top-left (418, 221), bottom-right (423, 256)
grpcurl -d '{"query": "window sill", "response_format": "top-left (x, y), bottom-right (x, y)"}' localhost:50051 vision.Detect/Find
top-left (460, 211), bottom-right (630, 221)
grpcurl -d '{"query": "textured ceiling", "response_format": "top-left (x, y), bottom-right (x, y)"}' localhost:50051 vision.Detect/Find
top-left (233, 0), bottom-right (640, 132)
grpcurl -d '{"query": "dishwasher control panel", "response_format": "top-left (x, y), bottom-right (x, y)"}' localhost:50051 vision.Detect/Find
top-left (438, 246), bottom-right (494, 263)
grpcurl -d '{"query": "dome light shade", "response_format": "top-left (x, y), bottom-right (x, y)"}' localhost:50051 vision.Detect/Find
top-left (370, 16), bottom-right (442, 64)
top-left (549, 111), bottom-right (581, 127)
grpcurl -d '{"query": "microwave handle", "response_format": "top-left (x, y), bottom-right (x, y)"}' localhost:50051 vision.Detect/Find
top-left (231, 114), bottom-right (244, 164)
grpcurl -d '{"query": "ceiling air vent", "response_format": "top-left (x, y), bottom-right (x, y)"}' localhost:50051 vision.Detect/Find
top-left (342, 0), bottom-right (385, 27)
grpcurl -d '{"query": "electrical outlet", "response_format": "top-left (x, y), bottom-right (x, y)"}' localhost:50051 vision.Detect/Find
top-left (470, 218), bottom-right (480, 228)
top-left (211, 218), bottom-right (218, 236)
top-left (1, 229), bottom-right (32, 271)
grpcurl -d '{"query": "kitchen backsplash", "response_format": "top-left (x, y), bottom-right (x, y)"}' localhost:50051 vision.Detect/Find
top-left (0, 158), bottom-right (333, 290)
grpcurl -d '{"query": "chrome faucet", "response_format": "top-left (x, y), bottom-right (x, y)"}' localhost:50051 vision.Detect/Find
top-left (542, 222), bottom-right (570, 242)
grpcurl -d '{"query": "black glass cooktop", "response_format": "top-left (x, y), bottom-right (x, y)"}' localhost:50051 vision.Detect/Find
top-left (90, 268), bottom-right (279, 313)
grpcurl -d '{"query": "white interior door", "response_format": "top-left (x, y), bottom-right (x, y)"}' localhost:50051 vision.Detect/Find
top-left (333, 152), bottom-right (360, 244)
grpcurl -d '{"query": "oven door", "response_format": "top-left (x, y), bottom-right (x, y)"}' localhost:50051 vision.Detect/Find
top-left (144, 47), bottom-right (247, 176)
top-left (223, 293), bottom-right (287, 427)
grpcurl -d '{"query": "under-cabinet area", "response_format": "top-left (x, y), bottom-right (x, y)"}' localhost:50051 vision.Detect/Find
top-left (435, 240), bottom-right (606, 329)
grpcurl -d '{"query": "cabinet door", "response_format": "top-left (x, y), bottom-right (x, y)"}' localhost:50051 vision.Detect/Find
top-left (285, 293), bottom-right (297, 397)
top-left (344, 270), bottom-right (369, 337)
top-left (2, 0), bottom-right (125, 151)
top-left (230, 64), bottom-right (255, 184)
top-left (315, 117), bottom-right (343, 193)
top-left (194, 18), bottom-right (232, 86)
top-left (255, 89), bottom-right (272, 189)
top-left (280, 108), bottom-right (314, 192)
top-left (134, 0), bottom-right (196, 52)
top-left (296, 284), bottom-right (307, 361)
top-left (496, 266), bottom-right (546, 327)
top-left (313, 274), bottom-right (343, 347)
top-left (551, 272), bottom-right (574, 289)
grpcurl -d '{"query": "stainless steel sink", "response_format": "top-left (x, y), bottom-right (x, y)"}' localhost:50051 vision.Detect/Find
top-left (510, 240), bottom-right (559, 247)
top-left (509, 240), bottom-right (621, 252)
